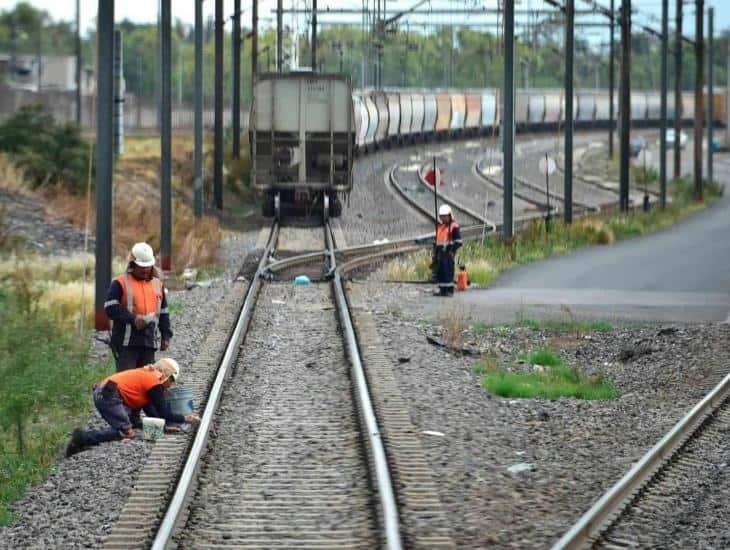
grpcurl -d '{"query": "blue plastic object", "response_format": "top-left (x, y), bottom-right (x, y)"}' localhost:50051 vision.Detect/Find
top-left (294, 275), bottom-right (311, 286)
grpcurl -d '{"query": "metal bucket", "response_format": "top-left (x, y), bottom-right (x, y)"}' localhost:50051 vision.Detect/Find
top-left (166, 386), bottom-right (194, 417)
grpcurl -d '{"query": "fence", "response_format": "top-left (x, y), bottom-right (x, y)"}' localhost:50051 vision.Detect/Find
top-left (0, 83), bottom-right (249, 132)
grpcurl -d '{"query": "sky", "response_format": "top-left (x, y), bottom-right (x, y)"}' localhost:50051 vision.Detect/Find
top-left (0, 0), bottom-right (727, 42)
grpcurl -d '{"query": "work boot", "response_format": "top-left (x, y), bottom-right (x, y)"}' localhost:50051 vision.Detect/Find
top-left (65, 429), bottom-right (88, 458)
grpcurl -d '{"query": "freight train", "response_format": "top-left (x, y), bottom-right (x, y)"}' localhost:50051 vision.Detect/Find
top-left (353, 88), bottom-right (727, 151)
top-left (251, 73), bottom-right (725, 219)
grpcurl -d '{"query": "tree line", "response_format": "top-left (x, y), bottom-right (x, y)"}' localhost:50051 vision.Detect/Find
top-left (1, 2), bottom-right (729, 108)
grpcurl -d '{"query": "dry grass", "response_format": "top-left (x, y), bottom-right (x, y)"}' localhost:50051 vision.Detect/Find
top-left (440, 306), bottom-right (468, 351)
top-left (0, 153), bottom-right (32, 195)
top-left (0, 254), bottom-right (126, 330)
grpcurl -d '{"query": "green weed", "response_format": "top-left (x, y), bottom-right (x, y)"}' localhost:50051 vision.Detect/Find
top-left (0, 291), bottom-right (112, 525)
top-left (480, 348), bottom-right (617, 400)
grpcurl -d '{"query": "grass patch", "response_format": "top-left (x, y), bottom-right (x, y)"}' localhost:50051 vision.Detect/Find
top-left (480, 347), bottom-right (617, 400)
top-left (385, 178), bottom-right (723, 283)
top-left (0, 289), bottom-right (112, 526)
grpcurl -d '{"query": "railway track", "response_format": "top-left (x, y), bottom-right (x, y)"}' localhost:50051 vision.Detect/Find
top-left (553, 371), bottom-right (730, 550)
top-left (473, 157), bottom-right (597, 215)
top-left (103, 220), bottom-right (453, 549)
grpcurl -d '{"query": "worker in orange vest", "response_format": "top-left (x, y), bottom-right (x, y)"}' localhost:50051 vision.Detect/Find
top-left (65, 358), bottom-right (199, 457)
top-left (104, 242), bottom-right (172, 372)
top-left (434, 204), bottom-right (462, 296)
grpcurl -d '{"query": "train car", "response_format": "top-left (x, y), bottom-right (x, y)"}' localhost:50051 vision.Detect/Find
top-left (576, 92), bottom-right (596, 127)
top-left (386, 92), bottom-right (401, 145)
top-left (372, 91), bottom-right (389, 147)
top-left (464, 93), bottom-right (481, 135)
top-left (435, 93), bottom-right (452, 138)
top-left (354, 95), bottom-right (369, 153)
top-left (515, 91), bottom-right (530, 130)
top-left (363, 95), bottom-right (378, 151)
top-left (423, 93), bottom-right (438, 139)
top-left (398, 92), bottom-right (413, 144)
top-left (450, 93), bottom-right (467, 136)
top-left (527, 92), bottom-right (545, 127)
top-left (480, 90), bottom-right (498, 135)
top-left (410, 92), bottom-right (426, 140)
top-left (544, 91), bottom-right (563, 129)
top-left (250, 73), bottom-right (354, 220)
top-left (631, 92), bottom-right (648, 126)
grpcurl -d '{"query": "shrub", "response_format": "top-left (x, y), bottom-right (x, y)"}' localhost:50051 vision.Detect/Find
top-left (0, 106), bottom-right (91, 192)
top-left (0, 287), bottom-right (110, 525)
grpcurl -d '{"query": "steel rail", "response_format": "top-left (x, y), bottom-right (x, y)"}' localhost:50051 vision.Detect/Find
top-left (325, 221), bottom-right (403, 550)
top-left (150, 221), bottom-right (279, 550)
top-left (552, 372), bottom-right (730, 550)
top-left (415, 162), bottom-right (498, 230)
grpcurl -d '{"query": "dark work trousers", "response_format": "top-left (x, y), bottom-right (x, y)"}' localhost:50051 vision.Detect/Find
top-left (77, 386), bottom-right (133, 446)
top-left (116, 346), bottom-right (156, 372)
top-left (436, 250), bottom-right (455, 295)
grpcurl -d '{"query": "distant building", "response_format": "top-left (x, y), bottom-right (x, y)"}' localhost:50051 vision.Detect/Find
top-left (0, 53), bottom-right (94, 94)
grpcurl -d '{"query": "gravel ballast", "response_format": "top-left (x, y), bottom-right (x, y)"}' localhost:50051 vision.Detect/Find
top-left (356, 280), bottom-right (730, 548)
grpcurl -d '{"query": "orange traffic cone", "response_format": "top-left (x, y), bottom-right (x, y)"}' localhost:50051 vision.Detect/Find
top-left (456, 265), bottom-right (469, 291)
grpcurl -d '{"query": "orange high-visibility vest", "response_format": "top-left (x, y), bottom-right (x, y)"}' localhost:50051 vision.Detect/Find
top-left (436, 221), bottom-right (460, 246)
top-left (114, 274), bottom-right (163, 346)
top-left (100, 366), bottom-right (164, 409)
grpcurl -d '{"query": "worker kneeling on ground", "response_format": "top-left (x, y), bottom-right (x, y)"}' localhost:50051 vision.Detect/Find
top-left (434, 204), bottom-right (462, 297)
top-left (65, 358), bottom-right (199, 457)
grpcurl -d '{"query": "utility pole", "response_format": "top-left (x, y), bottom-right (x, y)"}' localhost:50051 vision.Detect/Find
top-left (214, 0), bottom-right (223, 210)
top-left (113, 30), bottom-right (124, 157)
top-left (277, 0), bottom-right (283, 72)
top-left (660, 0), bottom-right (668, 208)
top-left (161, 0), bottom-right (172, 271)
top-left (194, 0), bottom-right (203, 218)
top-left (232, 0), bottom-right (241, 159)
top-left (693, 0), bottom-right (703, 201)
top-left (608, 0), bottom-right (615, 158)
top-left (252, 0), bottom-right (258, 80)
top-left (619, 0), bottom-right (631, 212)
top-left (564, 0), bottom-right (574, 224)
top-left (707, 7), bottom-right (714, 186)
top-left (75, 0), bottom-right (82, 125)
top-left (311, 0), bottom-right (317, 70)
top-left (95, 0), bottom-right (114, 331)
top-left (674, 0), bottom-right (682, 179)
top-left (503, 0), bottom-right (514, 239)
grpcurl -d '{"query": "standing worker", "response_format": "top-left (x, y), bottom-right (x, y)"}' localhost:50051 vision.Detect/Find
top-left (105, 242), bottom-right (172, 372)
top-left (434, 204), bottom-right (462, 296)
top-left (65, 358), bottom-right (199, 457)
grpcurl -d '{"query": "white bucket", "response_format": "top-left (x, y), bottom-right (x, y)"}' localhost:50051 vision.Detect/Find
top-left (142, 417), bottom-right (165, 441)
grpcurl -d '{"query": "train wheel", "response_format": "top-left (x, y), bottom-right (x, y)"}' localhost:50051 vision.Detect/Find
top-left (274, 192), bottom-right (281, 222)
top-left (322, 193), bottom-right (330, 224)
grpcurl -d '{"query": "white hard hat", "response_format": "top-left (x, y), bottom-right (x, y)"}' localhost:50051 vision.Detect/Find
top-left (130, 242), bottom-right (156, 267)
top-left (156, 357), bottom-right (180, 382)
top-left (438, 204), bottom-right (452, 217)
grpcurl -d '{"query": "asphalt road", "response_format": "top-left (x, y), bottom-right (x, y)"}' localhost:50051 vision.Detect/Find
top-left (415, 147), bottom-right (730, 324)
